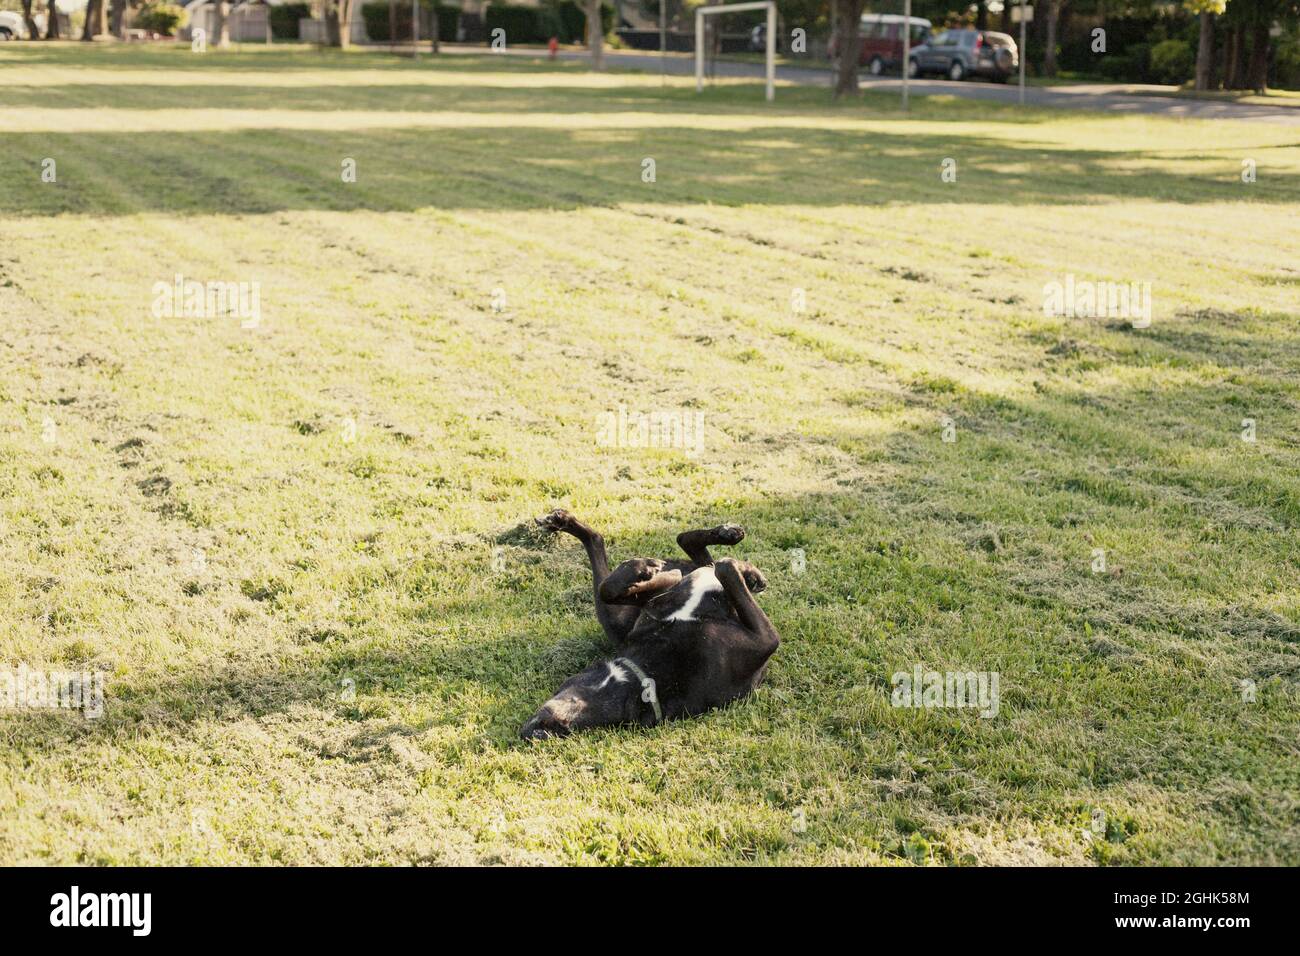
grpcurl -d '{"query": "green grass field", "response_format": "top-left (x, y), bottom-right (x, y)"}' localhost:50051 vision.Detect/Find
top-left (2, 42), bottom-right (1298, 865)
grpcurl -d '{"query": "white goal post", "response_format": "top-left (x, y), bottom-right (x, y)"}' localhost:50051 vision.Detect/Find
top-left (695, 1), bottom-right (777, 102)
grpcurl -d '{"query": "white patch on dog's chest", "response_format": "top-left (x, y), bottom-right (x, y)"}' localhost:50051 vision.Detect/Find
top-left (662, 567), bottom-right (724, 622)
top-left (596, 661), bottom-right (630, 689)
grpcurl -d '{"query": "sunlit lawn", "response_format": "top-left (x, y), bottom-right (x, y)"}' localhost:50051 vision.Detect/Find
top-left (1, 42), bottom-right (1298, 865)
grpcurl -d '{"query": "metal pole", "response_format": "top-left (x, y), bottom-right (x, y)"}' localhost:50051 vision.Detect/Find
top-left (660, 0), bottom-right (666, 86)
top-left (1018, 0), bottom-right (1026, 104)
top-left (902, 0), bottom-right (910, 110)
top-left (695, 8), bottom-right (704, 92)
top-left (765, 1), bottom-right (774, 101)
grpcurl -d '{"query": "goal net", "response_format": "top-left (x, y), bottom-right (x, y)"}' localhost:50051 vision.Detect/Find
top-left (694, 2), bottom-right (777, 101)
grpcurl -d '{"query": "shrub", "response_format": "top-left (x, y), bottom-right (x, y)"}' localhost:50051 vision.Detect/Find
top-left (552, 1), bottom-right (613, 44)
top-left (1098, 41), bottom-right (1152, 83)
top-left (484, 4), bottom-right (548, 44)
top-left (268, 2), bottom-right (311, 40)
top-left (137, 2), bottom-right (187, 36)
top-left (361, 2), bottom-right (459, 42)
top-left (479, 2), bottom-right (613, 46)
top-left (1149, 38), bottom-right (1193, 86)
top-left (1272, 31), bottom-right (1300, 90)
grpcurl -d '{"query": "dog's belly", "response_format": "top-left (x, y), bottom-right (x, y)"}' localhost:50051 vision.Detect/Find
top-left (645, 567), bottom-right (733, 624)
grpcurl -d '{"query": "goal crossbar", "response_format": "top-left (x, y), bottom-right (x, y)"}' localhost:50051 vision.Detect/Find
top-left (695, 1), bottom-right (776, 102)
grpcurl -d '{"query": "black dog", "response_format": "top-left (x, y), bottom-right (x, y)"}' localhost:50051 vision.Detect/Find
top-left (520, 509), bottom-right (780, 739)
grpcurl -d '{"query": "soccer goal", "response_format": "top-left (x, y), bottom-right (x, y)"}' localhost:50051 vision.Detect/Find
top-left (695, 1), bottom-right (777, 102)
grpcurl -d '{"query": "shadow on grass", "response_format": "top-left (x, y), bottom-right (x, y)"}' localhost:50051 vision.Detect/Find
top-left (6, 358), bottom-right (1297, 752)
top-left (4, 122), bottom-right (1298, 219)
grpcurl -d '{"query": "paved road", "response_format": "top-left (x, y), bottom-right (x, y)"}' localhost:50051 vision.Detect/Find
top-left (449, 45), bottom-right (1300, 125)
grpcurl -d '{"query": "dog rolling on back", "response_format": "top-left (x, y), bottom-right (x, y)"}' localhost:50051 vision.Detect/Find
top-left (521, 510), bottom-right (780, 739)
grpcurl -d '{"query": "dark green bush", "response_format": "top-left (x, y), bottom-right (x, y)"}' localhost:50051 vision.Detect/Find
top-left (1057, 12), bottom-right (1183, 80)
top-left (484, 4), bottom-right (548, 44)
top-left (1149, 38), bottom-right (1193, 86)
top-left (482, 2), bottom-right (613, 46)
top-left (137, 2), bottom-right (187, 36)
top-left (361, 2), bottom-right (459, 42)
top-left (553, 1), bottom-right (613, 44)
top-left (269, 2), bottom-right (311, 40)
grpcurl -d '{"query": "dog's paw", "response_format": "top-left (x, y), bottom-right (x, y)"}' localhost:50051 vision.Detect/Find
top-left (717, 557), bottom-right (766, 594)
top-left (713, 523), bottom-right (746, 545)
top-left (535, 508), bottom-right (576, 533)
top-left (626, 558), bottom-right (666, 583)
top-left (628, 564), bottom-right (681, 595)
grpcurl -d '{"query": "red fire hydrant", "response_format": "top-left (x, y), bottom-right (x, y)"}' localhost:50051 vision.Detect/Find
top-left (548, 36), bottom-right (559, 59)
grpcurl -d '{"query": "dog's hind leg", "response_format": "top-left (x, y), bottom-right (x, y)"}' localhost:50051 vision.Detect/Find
top-left (536, 509), bottom-right (640, 646)
top-left (675, 523), bottom-right (745, 565)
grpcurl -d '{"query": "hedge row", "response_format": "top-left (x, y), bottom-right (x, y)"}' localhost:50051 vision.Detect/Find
top-left (137, 2), bottom-right (187, 36)
top-left (484, 2), bottom-right (614, 46)
top-left (360, 3), bottom-right (460, 43)
top-left (268, 2), bottom-right (311, 40)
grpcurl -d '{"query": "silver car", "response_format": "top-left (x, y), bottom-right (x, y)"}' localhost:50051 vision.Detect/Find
top-left (908, 29), bottom-right (1019, 82)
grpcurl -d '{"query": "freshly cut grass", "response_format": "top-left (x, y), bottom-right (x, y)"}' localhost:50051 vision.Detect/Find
top-left (0, 43), bottom-right (1297, 865)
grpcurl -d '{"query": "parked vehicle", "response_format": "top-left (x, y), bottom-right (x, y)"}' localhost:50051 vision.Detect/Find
top-left (0, 10), bottom-right (27, 39)
top-left (829, 14), bottom-right (932, 75)
top-left (908, 29), bottom-right (1019, 82)
top-left (747, 24), bottom-right (782, 54)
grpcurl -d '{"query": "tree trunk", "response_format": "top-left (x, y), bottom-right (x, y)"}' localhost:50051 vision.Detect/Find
top-left (1244, 20), bottom-right (1269, 93)
top-left (1224, 24), bottom-right (1244, 89)
top-left (1043, 0), bottom-right (1058, 76)
top-left (1194, 12), bottom-right (1214, 91)
top-left (976, 4), bottom-right (987, 30)
top-left (388, 0), bottom-right (395, 48)
top-left (832, 0), bottom-right (864, 98)
top-left (81, 0), bottom-right (96, 39)
top-left (21, 0), bottom-right (40, 37)
top-left (44, 0), bottom-right (59, 38)
top-left (430, 8), bottom-right (439, 52)
top-left (331, 0), bottom-right (352, 46)
top-left (109, 0), bottom-right (126, 37)
top-left (213, 0), bottom-right (229, 46)
top-left (81, 0), bottom-right (107, 39)
top-left (585, 0), bottom-right (604, 70)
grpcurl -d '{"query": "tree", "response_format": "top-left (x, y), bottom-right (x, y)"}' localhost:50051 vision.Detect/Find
top-left (108, 0), bottom-right (127, 37)
top-left (326, 0), bottom-right (356, 47)
top-left (44, 0), bottom-right (59, 37)
top-left (1223, 0), bottom-right (1300, 93)
top-left (81, 0), bottom-right (106, 39)
top-left (831, 0), bottom-right (865, 97)
top-left (1186, 0), bottom-right (1227, 90)
top-left (1043, 0), bottom-right (1060, 75)
top-left (585, 0), bottom-right (605, 70)
top-left (20, 0), bottom-right (40, 37)
top-left (213, 0), bottom-right (230, 46)
top-left (1243, 14), bottom-right (1270, 90)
